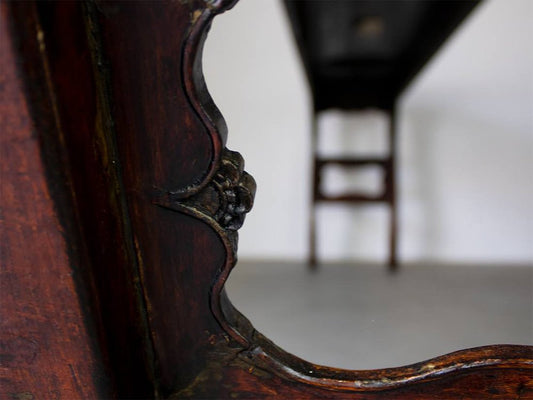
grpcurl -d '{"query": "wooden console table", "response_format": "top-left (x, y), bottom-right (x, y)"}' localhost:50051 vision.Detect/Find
top-left (2, 1), bottom-right (531, 398)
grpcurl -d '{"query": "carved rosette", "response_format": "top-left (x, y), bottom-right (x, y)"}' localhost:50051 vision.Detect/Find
top-left (178, 148), bottom-right (256, 232)
top-left (210, 149), bottom-right (256, 231)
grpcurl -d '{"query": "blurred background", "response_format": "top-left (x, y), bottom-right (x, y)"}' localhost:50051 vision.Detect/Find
top-left (204, 0), bottom-right (532, 369)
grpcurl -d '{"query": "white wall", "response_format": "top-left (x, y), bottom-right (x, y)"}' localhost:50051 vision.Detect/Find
top-left (204, 0), bottom-right (533, 264)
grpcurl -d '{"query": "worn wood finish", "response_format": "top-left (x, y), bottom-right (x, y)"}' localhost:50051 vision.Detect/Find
top-left (3, 1), bottom-right (532, 399)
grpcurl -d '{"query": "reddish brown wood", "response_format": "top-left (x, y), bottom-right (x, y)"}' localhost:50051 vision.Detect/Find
top-left (5, 2), bottom-right (157, 397)
top-left (2, 1), bottom-right (532, 399)
top-left (0, 4), bottom-right (109, 398)
top-left (30, 3), bottom-right (157, 396)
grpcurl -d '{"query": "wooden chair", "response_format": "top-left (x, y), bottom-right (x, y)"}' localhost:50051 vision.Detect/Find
top-left (2, 1), bottom-right (531, 398)
top-left (284, 0), bottom-right (481, 270)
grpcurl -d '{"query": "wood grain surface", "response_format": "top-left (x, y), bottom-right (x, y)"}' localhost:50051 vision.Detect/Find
top-left (1, 3), bottom-right (109, 398)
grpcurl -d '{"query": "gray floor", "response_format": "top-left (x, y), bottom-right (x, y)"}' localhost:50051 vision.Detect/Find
top-left (226, 261), bottom-right (533, 370)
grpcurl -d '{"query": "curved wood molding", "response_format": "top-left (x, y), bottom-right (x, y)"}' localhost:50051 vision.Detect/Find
top-left (173, 1), bottom-right (533, 398)
top-left (179, 0), bottom-right (239, 198)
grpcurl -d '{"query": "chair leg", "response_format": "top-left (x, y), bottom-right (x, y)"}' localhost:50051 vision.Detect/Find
top-left (388, 107), bottom-right (398, 270)
top-left (309, 113), bottom-right (318, 270)
top-left (389, 197), bottom-right (398, 270)
top-left (309, 204), bottom-right (317, 269)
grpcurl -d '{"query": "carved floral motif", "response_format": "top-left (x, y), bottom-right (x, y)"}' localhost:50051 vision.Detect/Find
top-left (211, 150), bottom-right (256, 230)
top-left (179, 148), bottom-right (256, 232)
